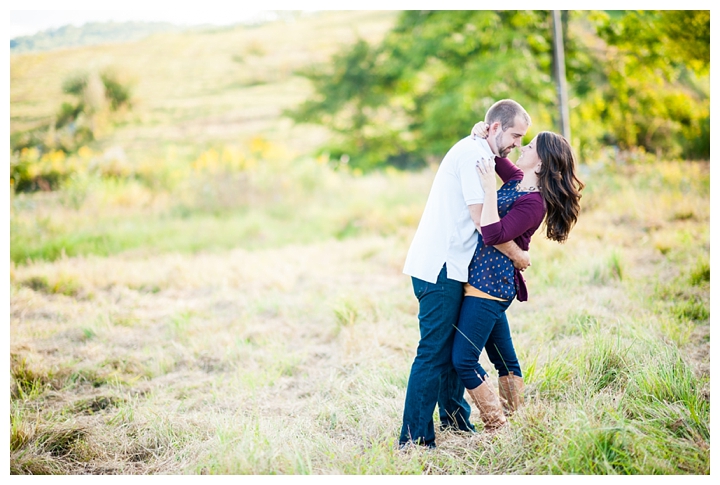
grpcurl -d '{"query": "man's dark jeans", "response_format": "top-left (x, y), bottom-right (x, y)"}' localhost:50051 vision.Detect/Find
top-left (399, 265), bottom-right (475, 447)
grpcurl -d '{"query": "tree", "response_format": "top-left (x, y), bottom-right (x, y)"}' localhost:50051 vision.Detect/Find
top-left (288, 10), bottom-right (709, 169)
top-left (593, 10), bottom-right (710, 159)
top-left (289, 11), bottom-right (560, 170)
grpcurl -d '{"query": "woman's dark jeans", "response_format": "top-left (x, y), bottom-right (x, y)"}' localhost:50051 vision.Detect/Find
top-left (399, 265), bottom-right (476, 448)
top-left (452, 295), bottom-right (522, 390)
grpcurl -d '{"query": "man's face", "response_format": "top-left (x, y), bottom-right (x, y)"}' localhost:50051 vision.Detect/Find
top-left (489, 116), bottom-right (529, 158)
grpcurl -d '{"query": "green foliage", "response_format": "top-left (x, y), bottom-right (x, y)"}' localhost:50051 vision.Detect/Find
top-left (333, 298), bottom-right (360, 331)
top-left (62, 74), bottom-right (88, 96)
top-left (596, 10), bottom-right (709, 76)
top-left (10, 69), bottom-right (133, 182)
top-left (10, 69), bottom-right (134, 193)
top-left (688, 258), bottom-right (710, 286)
top-left (10, 148), bottom-right (87, 192)
top-left (10, 147), bottom-right (97, 193)
top-left (56, 101), bottom-right (85, 128)
top-left (672, 298), bottom-right (709, 323)
top-left (11, 355), bottom-right (52, 400)
top-left (591, 10), bottom-right (709, 159)
top-left (623, 346), bottom-right (709, 441)
top-left (289, 10), bottom-right (709, 170)
top-left (654, 255), bottom-right (710, 325)
top-left (289, 38), bottom-right (409, 171)
top-left (19, 274), bottom-right (81, 296)
top-left (56, 69), bottom-right (132, 129)
top-left (289, 11), bottom-right (557, 170)
top-left (100, 70), bottom-right (132, 110)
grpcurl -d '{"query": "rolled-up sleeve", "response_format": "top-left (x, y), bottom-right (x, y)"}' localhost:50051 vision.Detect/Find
top-left (482, 196), bottom-right (545, 246)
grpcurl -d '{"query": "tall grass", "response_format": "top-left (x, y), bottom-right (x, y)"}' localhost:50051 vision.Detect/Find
top-left (10, 157), bottom-right (709, 474)
top-left (10, 139), bottom-right (430, 266)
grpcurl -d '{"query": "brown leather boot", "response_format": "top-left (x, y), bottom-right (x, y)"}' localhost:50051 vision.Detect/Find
top-left (498, 372), bottom-right (525, 415)
top-left (466, 379), bottom-right (507, 431)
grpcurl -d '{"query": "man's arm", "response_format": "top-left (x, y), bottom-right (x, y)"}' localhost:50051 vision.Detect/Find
top-left (469, 204), bottom-right (531, 271)
top-left (495, 241), bottom-right (531, 271)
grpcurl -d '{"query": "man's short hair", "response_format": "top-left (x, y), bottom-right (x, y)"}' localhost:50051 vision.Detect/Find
top-left (485, 99), bottom-right (531, 131)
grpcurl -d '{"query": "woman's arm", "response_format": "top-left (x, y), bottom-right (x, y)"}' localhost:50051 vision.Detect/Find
top-left (476, 157), bottom-right (545, 246)
top-left (475, 157), bottom-right (533, 269)
top-left (476, 157), bottom-right (500, 228)
top-left (482, 195), bottom-right (545, 246)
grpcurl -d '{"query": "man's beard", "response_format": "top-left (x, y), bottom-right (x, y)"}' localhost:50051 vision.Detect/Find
top-left (495, 132), bottom-right (512, 157)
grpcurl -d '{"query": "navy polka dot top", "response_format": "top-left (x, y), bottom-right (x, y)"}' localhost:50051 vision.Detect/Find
top-left (468, 179), bottom-right (526, 300)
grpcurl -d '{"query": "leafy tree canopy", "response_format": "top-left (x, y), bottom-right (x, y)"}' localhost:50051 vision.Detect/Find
top-left (287, 10), bottom-right (709, 170)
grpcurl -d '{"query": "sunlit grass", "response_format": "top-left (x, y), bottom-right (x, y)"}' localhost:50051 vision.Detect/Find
top-left (10, 142), bottom-right (431, 266)
top-left (10, 157), bottom-right (709, 474)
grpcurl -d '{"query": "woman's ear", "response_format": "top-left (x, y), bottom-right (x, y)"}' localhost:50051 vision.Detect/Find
top-left (535, 159), bottom-right (543, 174)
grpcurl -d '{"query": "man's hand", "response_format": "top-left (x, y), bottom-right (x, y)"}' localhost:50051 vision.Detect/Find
top-left (494, 242), bottom-right (531, 271)
top-left (513, 250), bottom-right (531, 271)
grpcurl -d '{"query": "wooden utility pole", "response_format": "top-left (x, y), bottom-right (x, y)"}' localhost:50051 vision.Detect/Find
top-left (552, 10), bottom-right (571, 143)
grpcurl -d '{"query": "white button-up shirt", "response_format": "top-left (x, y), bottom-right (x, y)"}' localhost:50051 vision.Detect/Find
top-left (403, 136), bottom-right (494, 284)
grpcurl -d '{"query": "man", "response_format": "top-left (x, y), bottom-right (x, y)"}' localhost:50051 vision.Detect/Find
top-left (399, 99), bottom-right (531, 448)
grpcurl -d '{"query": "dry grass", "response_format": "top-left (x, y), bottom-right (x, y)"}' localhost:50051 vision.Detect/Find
top-left (9, 161), bottom-right (710, 474)
top-left (11, 235), bottom-right (416, 473)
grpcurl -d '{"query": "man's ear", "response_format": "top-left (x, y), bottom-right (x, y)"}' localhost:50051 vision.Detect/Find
top-left (489, 121), bottom-right (502, 134)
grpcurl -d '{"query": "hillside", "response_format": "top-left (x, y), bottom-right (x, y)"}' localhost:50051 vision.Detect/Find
top-left (10, 21), bottom-right (190, 54)
top-left (10, 11), bottom-right (399, 160)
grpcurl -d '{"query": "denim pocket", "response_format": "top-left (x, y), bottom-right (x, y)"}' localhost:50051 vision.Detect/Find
top-left (412, 277), bottom-right (430, 300)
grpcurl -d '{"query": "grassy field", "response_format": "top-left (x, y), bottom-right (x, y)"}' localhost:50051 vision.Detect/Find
top-left (9, 160), bottom-right (711, 474)
top-left (9, 11), bottom-right (710, 475)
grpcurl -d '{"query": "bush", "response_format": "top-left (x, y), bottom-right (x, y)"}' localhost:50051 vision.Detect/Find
top-left (10, 147), bottom-right (92, 193)
top-left (10, 68), bottom-right (135, 192)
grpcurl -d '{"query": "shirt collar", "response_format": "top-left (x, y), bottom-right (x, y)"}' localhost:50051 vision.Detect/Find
top-left (473, 136), bottom-right (496, 159)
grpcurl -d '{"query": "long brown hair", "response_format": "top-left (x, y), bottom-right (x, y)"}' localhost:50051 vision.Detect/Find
top-left (535, 132), bottom-right (584, 243)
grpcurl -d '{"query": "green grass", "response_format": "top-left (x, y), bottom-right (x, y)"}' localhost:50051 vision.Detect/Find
top-left (10, 150), bottom-right (430, 266)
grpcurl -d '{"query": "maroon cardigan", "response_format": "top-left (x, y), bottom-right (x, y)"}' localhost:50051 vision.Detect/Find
top-left (481, 157), bottom-right (546, 301)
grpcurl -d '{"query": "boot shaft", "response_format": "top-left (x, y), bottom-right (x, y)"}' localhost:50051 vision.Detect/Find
top-left (466, 380), bottom-right (507, 430)
top-left (498, 372), bottom-right (525, 414)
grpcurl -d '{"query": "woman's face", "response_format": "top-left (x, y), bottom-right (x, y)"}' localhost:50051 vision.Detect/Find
top-left (517, 135), bottom-right (542, 173)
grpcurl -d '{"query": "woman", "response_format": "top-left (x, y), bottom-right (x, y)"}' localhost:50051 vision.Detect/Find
top-left (452, 127), bottom-right (584, 431)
